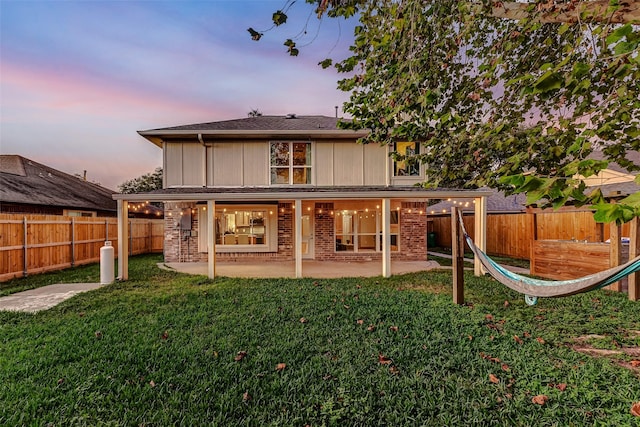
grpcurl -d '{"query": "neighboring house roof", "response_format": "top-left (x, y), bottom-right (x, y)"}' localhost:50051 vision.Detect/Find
top-left (427, 190), bottom-right (527, 215)
top-left (578, 150), bottom-right (640, 186)
top-left (588, 150), bottom-right (640, 175)
top-left (588, 180), bottom-right (640, 199)
top-left (138, 115), bottom-right (369, 146)
top-left (0, 155), bottom-right (117, 212)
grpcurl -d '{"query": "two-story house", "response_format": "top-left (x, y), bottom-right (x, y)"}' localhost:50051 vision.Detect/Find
top-left (113, 115), bottom-right (489, 279)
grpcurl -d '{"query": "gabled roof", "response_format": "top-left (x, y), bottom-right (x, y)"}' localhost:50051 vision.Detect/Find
top-left (151, 115), bottom-right (346, 132)
top-left (0, 155), bottom-right (117, 212)
top-left (138, 115), bottom-right (369, 147)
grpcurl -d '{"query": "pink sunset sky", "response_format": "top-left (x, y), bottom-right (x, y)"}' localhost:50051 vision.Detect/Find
top-left (0, 1), bottom-right (356, 190)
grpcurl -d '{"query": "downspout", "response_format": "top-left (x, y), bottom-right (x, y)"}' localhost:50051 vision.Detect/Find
top-left (198, 133), bottom-right (207, 187)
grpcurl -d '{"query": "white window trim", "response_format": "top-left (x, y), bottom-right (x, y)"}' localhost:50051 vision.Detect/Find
top-left (392, 141), bottom-right (423, 178)
top-left (269, 141), bottom-right (313, 186)
top-left (199, 204), bottom-right (278, 253)
top-left (335, 210), bottom-right (400, 253)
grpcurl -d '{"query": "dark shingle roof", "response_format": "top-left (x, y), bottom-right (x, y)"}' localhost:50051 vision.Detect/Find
top-left (589, 180), bottom-right (640, 198)
top-left (146, 115), bottom-right (348, 132)
top-left (427, 190), bottom-right (527, 214)
top-left (0, 155), bottom-right (117, 212)
top-left (588, 150), bottom-right (640, 174)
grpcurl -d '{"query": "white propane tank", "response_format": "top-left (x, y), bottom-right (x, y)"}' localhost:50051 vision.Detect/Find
top-left (100, 241), bottom-right (115, 284)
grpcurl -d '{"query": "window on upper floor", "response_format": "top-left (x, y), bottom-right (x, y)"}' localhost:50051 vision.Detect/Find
top-left (270, 141), bottom-right (312, 185)
top-left (393, 141), bottom-right (420, 177)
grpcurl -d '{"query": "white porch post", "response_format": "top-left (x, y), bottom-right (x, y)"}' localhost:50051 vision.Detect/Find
top-left (474, 195), bottom-right (487, 276)
top-left (381, 198), bottom-right (391, 278)
top-left (295, 199), bottom-right (303, 278)
top-left (117, 199), bottom-right (129, 280)
top-left (207, 200), bottom-right (216, 279)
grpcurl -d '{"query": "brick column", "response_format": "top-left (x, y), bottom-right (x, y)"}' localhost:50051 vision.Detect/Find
top-left (399, 201), bottom-right (427, 261)
top-left (314, 203), bottom-right (335, 259)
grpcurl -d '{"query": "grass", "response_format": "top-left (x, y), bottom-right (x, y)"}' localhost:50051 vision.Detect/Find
top-left (429, 247), bottom-right (531, 270)
top-left (1, 254), bottom-right (639, 426)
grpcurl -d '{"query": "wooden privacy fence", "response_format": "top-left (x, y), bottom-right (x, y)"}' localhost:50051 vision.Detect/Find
top-left (0, 214), bottom-right (164, 282)
top-left (430, 208), bottom-right (632, 260)
top-left (433, 208), bottom-right (638, 300)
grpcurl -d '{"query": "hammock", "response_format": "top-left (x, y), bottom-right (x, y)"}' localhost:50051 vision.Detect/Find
top-left (457, 211), bottom-right (640, 305)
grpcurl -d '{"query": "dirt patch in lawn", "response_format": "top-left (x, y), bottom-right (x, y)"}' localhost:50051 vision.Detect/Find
top-left (570, 332), bottom-right (640, 375)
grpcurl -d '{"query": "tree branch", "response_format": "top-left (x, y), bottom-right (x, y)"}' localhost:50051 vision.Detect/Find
top-left (489, 1), bottom-right (640, 25)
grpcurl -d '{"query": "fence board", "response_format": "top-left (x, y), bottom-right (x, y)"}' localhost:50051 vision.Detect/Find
top-left (531, 240), bottom-right (612, 280)
top-left (430, 208), bottom-right (630, 261)
top-left (0, 214), bottom-right (163, 282)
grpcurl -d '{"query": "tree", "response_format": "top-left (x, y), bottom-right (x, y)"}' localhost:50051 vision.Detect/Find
top-left (254, 1), bottom-right (640, 223)
top-left (118, 167), bottom-right (163, 194)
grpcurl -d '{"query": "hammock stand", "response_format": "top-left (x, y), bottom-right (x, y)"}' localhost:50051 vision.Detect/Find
top-left (452, 208), bottom-right (640, 306)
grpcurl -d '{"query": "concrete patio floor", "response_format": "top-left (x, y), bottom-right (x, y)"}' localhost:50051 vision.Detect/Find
top-left (160, 259), bottom-right (444, 279)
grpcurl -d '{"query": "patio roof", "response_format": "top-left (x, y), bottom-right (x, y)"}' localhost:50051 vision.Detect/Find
top-left (113, 186), bottom-right (493, 202)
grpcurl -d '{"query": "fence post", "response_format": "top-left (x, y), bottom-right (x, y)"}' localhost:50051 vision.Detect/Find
top-left (148, 220), bottom-right (152, 253)
top-left (23, 216), bottom-right (28, 277)
top-left (129, 220), bottom-right (133, 255)
top-left (629, 217), bottom-right (639, 301)
top-left (608, 221), bottom-right (622, 292)
top-left (71, 217), bottom-right (76, 267)
top-left (452, 207), bottom-right (464, 305)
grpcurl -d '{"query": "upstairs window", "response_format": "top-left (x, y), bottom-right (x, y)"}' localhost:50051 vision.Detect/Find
top-left (270, 142), bottom-right (311, 185)
top-left (393, 141), bottom-right (420, 177)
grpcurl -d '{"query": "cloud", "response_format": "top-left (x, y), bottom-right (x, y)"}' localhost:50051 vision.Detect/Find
top-left (0, 0), bottom-right (357, 191)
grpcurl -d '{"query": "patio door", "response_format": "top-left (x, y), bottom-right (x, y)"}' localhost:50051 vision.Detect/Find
top-left (301, 214), bottom-right (314, 259)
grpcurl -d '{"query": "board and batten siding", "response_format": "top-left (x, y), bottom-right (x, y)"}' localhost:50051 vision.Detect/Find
top-left (209, 142), bottom-right (243, 186)
top-left (164, 142), bottom-right (206, 187)
top-left (242, 142), bottom-right (269, 186)
top-left (208, 141), bottom-right (268, 186)
top-left (315, 141), bottom-right (387, 186)
top-left (363, 143), bottom-right (387, 185)
top-left (165, 140), bottom-right (388, 188)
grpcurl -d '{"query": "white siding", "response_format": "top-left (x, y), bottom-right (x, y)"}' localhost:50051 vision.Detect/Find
top-left (165, 143), bottom-right (183, 187)
top-left (211, 143), bottom-right (243, 186)
top-left (167, 139), bottom-right (395, 188)
top-left (243, 142), bottom-right (268, 186)
top-left (182, 144), bottom-right (205, 186)
top-left (363, 143), bottom-right (387, 185)
top-left (315, 142), bottom-right (334, 186)
top-left (333, 143), bottom-right (364, 186)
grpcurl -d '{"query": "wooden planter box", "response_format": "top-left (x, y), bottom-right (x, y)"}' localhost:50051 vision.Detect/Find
top-left (531, 239), bottom-right (629, 281)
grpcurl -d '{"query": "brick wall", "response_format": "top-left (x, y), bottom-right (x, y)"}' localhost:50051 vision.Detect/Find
top-left (164, 202), bottom-right (204, 262)
top-left (398, 201), bottom-right (427, 261)
top-left (314, 202), bottom-right (427, 262)
top-left (164, 200), bottom-right (428, 263)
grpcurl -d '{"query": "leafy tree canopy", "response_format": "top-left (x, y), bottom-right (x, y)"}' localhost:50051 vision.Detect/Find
top-left (118, 167), bottom-right (163, 194)
top-left (254, 1), bottom-right (640, 223)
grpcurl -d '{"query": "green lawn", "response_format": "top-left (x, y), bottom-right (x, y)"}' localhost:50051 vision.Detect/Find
top-left (1, 254), bottom-right (639, 426)
top-left (429, 247), bottom-right (531, 270)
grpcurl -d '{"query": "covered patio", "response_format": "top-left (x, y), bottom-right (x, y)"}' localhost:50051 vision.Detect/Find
top-left (113, 187), bottom-right (491, 280)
